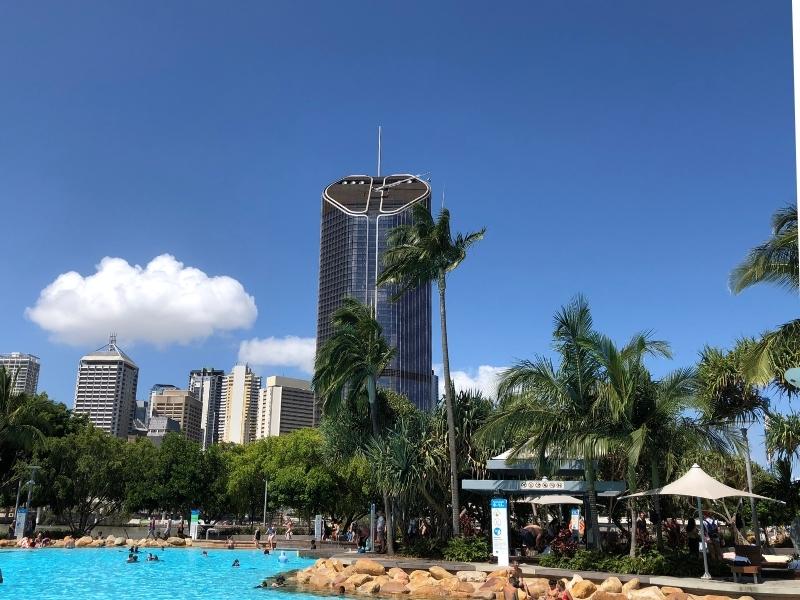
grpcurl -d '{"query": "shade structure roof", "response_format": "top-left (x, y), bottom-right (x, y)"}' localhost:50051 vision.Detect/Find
top-left (621, 464), bottom-right (780, 502)
top-left (527, 494), bottom-right (583, 505)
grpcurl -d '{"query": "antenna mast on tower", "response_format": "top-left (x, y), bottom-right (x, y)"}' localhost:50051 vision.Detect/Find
top-left (377, 125), bottom-right (382, 176)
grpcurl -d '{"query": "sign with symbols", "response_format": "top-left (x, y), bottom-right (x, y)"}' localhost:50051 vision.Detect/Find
top-left (570, 507), bottom-right (581, 531)
top-left (490, 497), bottom-right (509, 567)
top-left (519, 480), bottom-right (566, 490)
top-left (15, 508), bottom-right (27, 539)
top-left (190, 509), bottom-right (200, 540)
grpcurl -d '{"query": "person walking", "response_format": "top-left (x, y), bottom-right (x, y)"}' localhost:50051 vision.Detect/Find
top-left (253, 526), bottom-right (262, 548)
top-left (147, 516), bottom-right (157, 540)
top-left (375, 511), bottom-right (386, 554)
top-left (267, 523), bottom-right (276, 550)
top-left (284, 518), bottom-right (293, 540)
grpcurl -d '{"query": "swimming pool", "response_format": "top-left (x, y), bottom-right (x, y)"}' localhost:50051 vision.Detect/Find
top-left (0, 547), bottom-right (317, 600)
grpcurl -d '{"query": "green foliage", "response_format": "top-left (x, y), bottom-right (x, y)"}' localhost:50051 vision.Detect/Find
top-left (538, 549), bottom-right (727, 577)
top-left (398, 537), bottom-right (447, 559)
top-left (442, 536), bottom-right (490, 562)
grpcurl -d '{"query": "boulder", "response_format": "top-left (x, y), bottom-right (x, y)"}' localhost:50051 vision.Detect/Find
top-left (357, 580), bottom-right (382, 594)
top-left (592, 593), bottom-right (627, 600)
top-left (523, 578), bottom-right (550, 596)
top-left (381, 581), bottom-right (410, 594)
top-left (106, 534), bottom-right (116, 544)
top-left (389, 568), bottom-right (410, 581)
top-left (89, 539), bottom-right (105, 547)
top-left (471, 591), bottom-right (495, 600)
top-left (570, 580), bottom-right (597, 599)
top-left (487, 568), bottom-right (510, 580)
top-left (628, 586), bottom-right (666, 600)
top-left (184, 538), bottom-right (192, 546)
top-left (622, 578), bottom-right (641, 593)
top-left (457, 571), bottom-right (487, 583)
top-left (660, 588), bottom-right (683, 596)
top-left (430, 566), bottom-right (455, 580)
top-left (75, 535), bottom-right (94, 547)
top-left (664, 593), bottom-right (690, 600)
top-left (167, 536), bottom-right (185, 546)
top-left (701, 596), bottom-right (735, 600)
top-left (329, 559), bottom-right (344, 573)
top-left (52, 539), bottom-right (66, 548)
top-left (566, 575), bottom-right (583, 591)
top-left (414, 584), bottom-right (446, 598)
top-left (736, 597), bottom-right (756, 600)
top-left (599, 577), bottom-right (623, 593)
top-left (479, 578), bottom-right (505, 592)
top-left (114, 536), bottom-right (126, 547)
top-left (310, 573), bottom-right (333, 588)
top-left (297, 571), bottom-right (313, 584)
top-left (408, 576), bottom-right (435, 591)
top-left (354, 559), bottom-right (386, 576)
top-left (410, 570), bottom-right (432, 580)
top-left (455, 582), bottom-right (477, 594)
top-left (346, 574), bottom-right (374, 587)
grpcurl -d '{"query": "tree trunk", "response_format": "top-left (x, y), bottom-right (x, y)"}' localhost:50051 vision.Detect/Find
top-left (585, 458), bottom-right (601, 550)
top-left (650, 459), bottom-right (663, 551)
top-left (368, 375), bottom-right (394, 555)
top-left (438, 273), bottom-right (461, 536)
top-left (628, 468), bottom-right (637, 557)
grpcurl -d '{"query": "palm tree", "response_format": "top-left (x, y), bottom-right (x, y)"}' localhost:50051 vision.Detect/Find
top-left (479, 296), bottom-right (607, 549)
top-left (730, 205), bottom-right (800, 391)
top-left (765, 412), bottom-right (800, 462)
top-left (0, 366), bottom-right (49, 460)
top-left (313, 297), bottom-right (397, 552)
top-left (378, 203), bottom-right (485, 536)
top-left (730, 205), bottom-right (798, 293)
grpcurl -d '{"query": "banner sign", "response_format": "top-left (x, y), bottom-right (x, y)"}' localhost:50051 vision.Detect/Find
top-left (15, 508), bottom-right (27, 539)
top-left (190, 509), bottom-right (200, 540)
top-left (570, 507), bottom-right (581, 531)
top-left (314, 514), bottom-right (323, 541)
top-left (490, 497), bottom-right (509, 567)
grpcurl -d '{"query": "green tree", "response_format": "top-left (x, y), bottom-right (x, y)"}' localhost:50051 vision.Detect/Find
top-left (480, 296), bottom-right (606, 549)
top-left (378, 203), bottom-right (485, 536)
top-left (0, 367), bottom-right (52, 477)
top-left (313, 297), bottom-right (397, 551)
top-left (34, 425), bottom-right (127, 535)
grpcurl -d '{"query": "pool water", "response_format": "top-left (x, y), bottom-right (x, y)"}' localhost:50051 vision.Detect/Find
top-left (0, 547), bottom-right (317, 600)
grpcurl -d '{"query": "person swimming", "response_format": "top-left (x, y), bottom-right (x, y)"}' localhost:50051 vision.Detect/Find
top-left (202, 550), bottom-right (208, 557)
top-left (232, 559), bottom-right (240, 567)
top-left (278, 551), bottom-right (288, 563)
top-left (127, 553), bottom-right (138, 563)
top-left (272, 575), bottom-right (286, 588)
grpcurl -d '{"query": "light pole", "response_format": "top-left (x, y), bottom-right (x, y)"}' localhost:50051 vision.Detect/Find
top-left (262, 477), bottom-right (268, 530)
top-left (741, 427), bottom-right (762, 550)
top-left (23, 465), bottom-right (40, 537)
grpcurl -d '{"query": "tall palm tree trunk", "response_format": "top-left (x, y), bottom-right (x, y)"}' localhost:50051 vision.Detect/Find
top-left (367, 376), bottom-right (394, 554)
top-left (585, 458), bottom-right (601, 550)
top-left (650, 460), bottom-right (663, 551)
top-left (438, 273), bottom-right (461, 536)
top-left (628, 468), bottom-right (637, 557)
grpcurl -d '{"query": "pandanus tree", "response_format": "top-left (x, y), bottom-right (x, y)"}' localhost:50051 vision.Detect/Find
top-left (479, 296), bottom-right (607, 550)
top-left (378, 203), bottom-right (485, 536)
top-left (313, 297), bottom-right (397, 552)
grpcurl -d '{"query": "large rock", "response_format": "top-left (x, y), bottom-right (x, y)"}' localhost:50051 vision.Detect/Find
top-left (599, 577), bottom-right (623, 593)
top-left (114, 536), bottom-right (126, 547)
top-left (570, 580), bottom-right (596, 599)
top-left (410, 570), bottom-right (432, 580)
top-left (89, 539), bottom-right (106, 547)
top-left (346, 574), bottom-right (374, 587)
top-left (381, 581), bottom-right (410, 594)
top-left (457, 571), bottom-right (486, 583)
top-left (310, 573), bottom-right (333, 589)
top-left (414, 584), bottom-right (446, 598)
top-left (663, 593), bottom-right (689, 600)
top-left (297, 571), bottom-right (313, 584)
top-left (166, 536), bottom-right (185, 546)
top-left (75, 535), bottom-right (94, 547)
top-left (471, 590), bottom-right (496, 600)
top-left (628, 586), bottom-right (666, 600)
top-left (702, 596), bottom-right (736, 600)
top-left (622, 578), bottom-right (641, 593)
top-left (408, 576), bottom-right (434, 591)
top-left (106, 534), bottom-right (116, 544)
top-left (592, 593), bottom-right (627, 600)
top-left (354, 559), bottom-right (386, 577)
top-left (430, 566), bottom-right (455, 580)
top-left (357, 580), bottom-right (382, 594)
top-left (479, 578), bottom-right (505, 592)
top-left (660, 588), bottom-right (683, 596)
top-left (389, 568), bottom-right (410, 582)
top-left (487, 568), bottom-right (509, 580)
top-left (523, 578), bottom-right (550, 596)
top-left (566, 575), bottom-right (583, 591)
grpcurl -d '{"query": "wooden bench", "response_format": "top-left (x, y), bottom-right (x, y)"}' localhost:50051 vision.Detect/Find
top-left (729, 564), bottom-right (760, 583)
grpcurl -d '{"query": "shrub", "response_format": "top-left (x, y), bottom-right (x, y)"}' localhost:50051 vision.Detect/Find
top-left (399, 537), bottom-right (447, 559)
top-left (550, 528), bottom-right (578, 558)
top-left (443, 536), bottom-right (490, 562)
top-left (537, 549), bottom-right (726, 577)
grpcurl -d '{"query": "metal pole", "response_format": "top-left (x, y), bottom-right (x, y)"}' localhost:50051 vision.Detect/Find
top-left (741, 427), bottom-right (762, 550)
top-left (262, 477), bottom-right (268, 529)
top-left (377, 126), bottom-right (382, 176)
top-left (12, 478), bottom-right (21, 524)
top-left (369, 503), bottom-right (376, 553)
top-left (697, 496), bottom-right (711, 580)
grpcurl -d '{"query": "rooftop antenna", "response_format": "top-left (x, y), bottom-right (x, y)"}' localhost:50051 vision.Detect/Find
top-left (109, 332), bottom-right (117, 348)
top-left (377, 125), bottom-right (382, 176)
top-left (441, 184), bottom-right (446, 210)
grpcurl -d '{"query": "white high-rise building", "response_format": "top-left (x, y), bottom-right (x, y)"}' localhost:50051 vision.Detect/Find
top-left (0, 353), bottom-right (40, 395)
top-left (188, 368), bottom-right (225, 449)
top-left (256, 376), bottom-right (315, 438)
top-left (220, 364), bottom-right (261, 444)
top-left (73, 335), bottom-right (139, 438)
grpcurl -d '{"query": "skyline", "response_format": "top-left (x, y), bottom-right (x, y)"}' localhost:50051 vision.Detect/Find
top-left (1, 2), bottom-right (797, 466)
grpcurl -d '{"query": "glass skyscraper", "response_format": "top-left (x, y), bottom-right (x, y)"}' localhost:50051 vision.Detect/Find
top-left (317, 174), bottom-right (433, 410)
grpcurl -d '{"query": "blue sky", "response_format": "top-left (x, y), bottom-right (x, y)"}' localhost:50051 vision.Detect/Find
top-left (0, 1), bottom-right (796, 463)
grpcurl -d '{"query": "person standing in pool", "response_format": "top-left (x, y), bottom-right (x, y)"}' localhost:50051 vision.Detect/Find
top-left (266, 524), bottom-right (276, 550)
top-left (147, 516), bottom-right (157, 540)
top-left (253, 526), bottom-right (262, 548)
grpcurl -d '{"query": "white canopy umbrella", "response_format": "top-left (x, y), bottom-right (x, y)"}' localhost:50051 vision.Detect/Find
top-left (528, 494), bottom-right (583, 505)
top-left (620, 463), bottom-right (782, 579)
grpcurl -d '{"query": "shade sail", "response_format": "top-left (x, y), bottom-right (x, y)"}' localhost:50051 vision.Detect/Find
top-left (528, 494), bottom-right (583, 505)
top-left (620, 464), bottom-right (780, 502)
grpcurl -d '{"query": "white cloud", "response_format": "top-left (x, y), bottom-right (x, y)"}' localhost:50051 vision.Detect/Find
top-left (434, 363), bottom-right (506, 400)
top-left (238, 336), bottom-right (316, 374)
top-left (26, 254), bottom-right (257, 346)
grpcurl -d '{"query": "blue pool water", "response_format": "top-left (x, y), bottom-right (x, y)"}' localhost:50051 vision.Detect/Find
top-left (0, 547), bottom-right (317, 600)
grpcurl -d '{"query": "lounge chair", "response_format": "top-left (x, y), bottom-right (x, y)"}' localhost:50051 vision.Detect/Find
top-left (728, 544), bottom-right (794, 582)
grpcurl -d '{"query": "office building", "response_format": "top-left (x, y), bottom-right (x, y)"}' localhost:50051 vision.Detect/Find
top-left (255, 376), bottom-right (315, 438)
top-left (147, 416), bottom-right (180, 447)
top-left (134, 399), bottom-right (149, 427)
top-left (0, 353), bottom-right (41, 395)
top-left (148, 384), bottom-right (177, 418)
top-left (317, 174), bottom-right (433, 410)
top-left (188, 367), bottom-right (225, 449)
top-left (150, 388), bottom-right (203, 443)
top-left (220, 364), bottom-right (261, 444)
top-left (73, 335), bottom-right (139, 438)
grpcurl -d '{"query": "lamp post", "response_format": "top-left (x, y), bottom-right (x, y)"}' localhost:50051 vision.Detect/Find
top-left (23, 465), bottom-right (39, 537)
top-left (740, 427), bottom-right (762, 550)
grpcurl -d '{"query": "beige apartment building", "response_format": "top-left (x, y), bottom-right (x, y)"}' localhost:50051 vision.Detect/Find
top-left (255, 376), bottom-right (315, 438)
top-left (221, 364), bottom-right (261, 444)
top-left (149, 388), bottom-right (202, 443)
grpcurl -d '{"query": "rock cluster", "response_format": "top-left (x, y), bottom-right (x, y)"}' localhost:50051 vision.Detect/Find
top-left (287, 561), bottom-right (756, 600)
top-left (0, 535), bottom-right (192, 548)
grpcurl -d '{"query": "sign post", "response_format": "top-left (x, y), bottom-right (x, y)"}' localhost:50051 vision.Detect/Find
top-left (314, 514), bottom-right (323, 541)
top-left (15, 507), bottom-right (27, 540)
top-left (490, 497), bottom-right (509, 567)
top-left (189, 509), bottom-right (200, 540)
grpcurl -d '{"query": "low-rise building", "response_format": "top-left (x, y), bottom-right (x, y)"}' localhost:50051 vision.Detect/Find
top-left (256, 376), bottom-right (315, 438)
